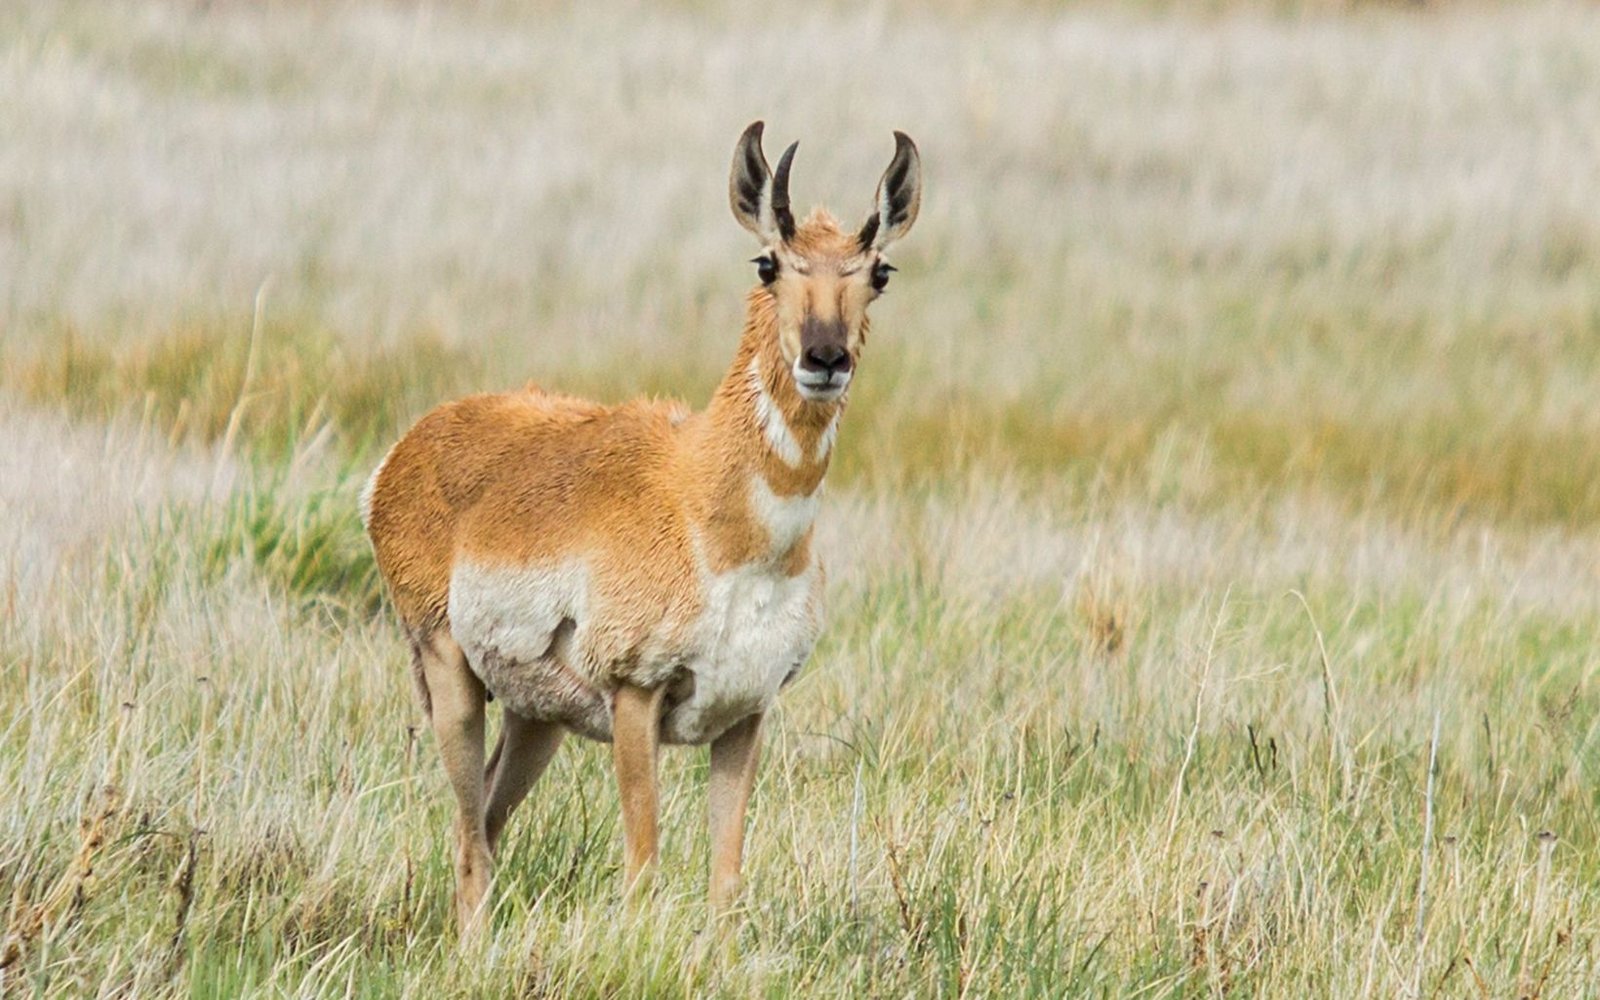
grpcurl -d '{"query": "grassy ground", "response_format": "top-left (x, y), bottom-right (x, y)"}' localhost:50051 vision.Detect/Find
top-left (4, 1), bottom-right (1600, 996)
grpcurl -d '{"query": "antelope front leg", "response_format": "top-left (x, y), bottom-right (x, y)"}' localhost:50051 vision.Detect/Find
top-left (612, 684), bottom-right (667, 894)
top-left (707, 712), bottom-right (763, 912)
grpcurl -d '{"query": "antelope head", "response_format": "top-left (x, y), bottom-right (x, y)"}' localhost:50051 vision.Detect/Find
top-left (729, 121), bottom-right (922, 404)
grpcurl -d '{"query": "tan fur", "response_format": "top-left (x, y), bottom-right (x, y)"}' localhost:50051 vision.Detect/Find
top-left (366, 215), bottom-right (877, 717)
top-left (364, 125), bottom-right (920, 935)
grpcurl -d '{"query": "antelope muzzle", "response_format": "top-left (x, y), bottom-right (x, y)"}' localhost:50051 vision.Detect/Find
top-left (794, 315), bottom-right (852, 401)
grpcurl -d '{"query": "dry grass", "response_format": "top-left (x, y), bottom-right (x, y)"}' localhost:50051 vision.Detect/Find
top-left (4, 0), bottom-right (1600, 996)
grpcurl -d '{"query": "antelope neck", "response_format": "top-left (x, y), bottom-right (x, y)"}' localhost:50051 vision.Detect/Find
top-left (689, 299), bottom-right (843, 547)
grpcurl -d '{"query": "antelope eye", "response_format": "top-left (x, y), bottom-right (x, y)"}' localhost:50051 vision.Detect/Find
top-left (752, 255), bottom-right (778, 285)
top-left (871, 262), bottom-right (896, 291)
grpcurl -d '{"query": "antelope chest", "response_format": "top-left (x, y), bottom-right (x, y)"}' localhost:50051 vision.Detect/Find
top-left (663, 479), bottom-right (825, 742)
top-left (663, 556), bottom-right (821, 744)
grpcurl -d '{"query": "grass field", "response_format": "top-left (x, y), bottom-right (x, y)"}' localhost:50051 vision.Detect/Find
top-left (4, 1), bottom-right (1600, 996)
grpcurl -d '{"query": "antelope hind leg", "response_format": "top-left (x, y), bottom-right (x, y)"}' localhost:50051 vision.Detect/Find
top-left (483, 709), bottom-right (565, 854)
top-left (418, 631), bottom-right (492, 939)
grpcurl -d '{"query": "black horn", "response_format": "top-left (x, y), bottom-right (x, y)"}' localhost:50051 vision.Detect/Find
top-left (771, 141), bottom-right (798, 243)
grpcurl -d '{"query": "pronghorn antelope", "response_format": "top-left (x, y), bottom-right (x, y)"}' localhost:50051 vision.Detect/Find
top-left (361, 121), bottom-right (921, 934)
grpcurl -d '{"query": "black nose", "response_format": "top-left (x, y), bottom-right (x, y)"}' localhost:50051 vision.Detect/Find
top-left (803, 344), bottom-right (850, 374)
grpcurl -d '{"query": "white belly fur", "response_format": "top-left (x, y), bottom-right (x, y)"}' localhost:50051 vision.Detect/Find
top-left (447, 559), bottom-right (614, 741)
top-left (447, 553), bottom-right (821, 746)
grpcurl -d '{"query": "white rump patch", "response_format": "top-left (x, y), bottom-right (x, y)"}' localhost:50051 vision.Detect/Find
top-left (358, 442), bottom-right (396, 531)
top-left (748, 474), bottom-right (819, 555)
top-left (748, 357), bottom-right (802, 467)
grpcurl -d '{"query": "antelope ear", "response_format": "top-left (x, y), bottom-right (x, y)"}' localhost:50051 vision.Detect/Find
top-left (858, 131), bottom-right (921, 252)
top-left (729, 121), bottom-right (797, 245)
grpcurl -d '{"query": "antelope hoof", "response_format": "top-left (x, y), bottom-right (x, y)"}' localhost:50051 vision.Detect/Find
top-left (455, 850), bottom-right (492, 941)
top-left (710, 873), bottom-right (744, 914)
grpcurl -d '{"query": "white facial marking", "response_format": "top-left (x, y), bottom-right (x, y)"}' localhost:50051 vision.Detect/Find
top-left (791, 357), bottom-right (851, 403)
top-left (747, 474), bottom-right (819, 555)
top-left (748, 356), bottom-right (803, 466)
top-left (815, 411), bottom-right (840, 462)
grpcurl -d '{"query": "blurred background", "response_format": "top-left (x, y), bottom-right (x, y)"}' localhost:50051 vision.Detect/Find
top-left (4, 2), bottom-right (1600, 995)
top-left (8, 0), bottom-right (1600, 522)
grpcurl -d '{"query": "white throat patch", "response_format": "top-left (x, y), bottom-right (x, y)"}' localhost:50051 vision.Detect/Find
top-left (748, 474), bottom-right (820, 555)
top-left (748, 356), bottom-right (802, 467)
top-left (815, 411), bottom-right (840, 462)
